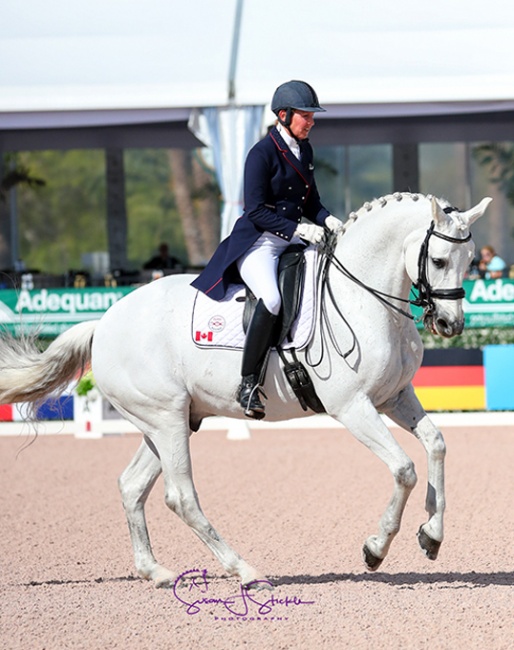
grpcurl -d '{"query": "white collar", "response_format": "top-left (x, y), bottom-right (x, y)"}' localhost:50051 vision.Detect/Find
top-left (277, 123), bottom-right (300, 159)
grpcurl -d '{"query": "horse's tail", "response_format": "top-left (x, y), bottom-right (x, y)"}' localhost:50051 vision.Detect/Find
top-left (0, 321), bottom-right (97, 406)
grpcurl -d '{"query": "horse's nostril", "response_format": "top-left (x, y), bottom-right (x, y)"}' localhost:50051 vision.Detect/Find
top-left (436, 317), bottom-right (464, 337)
top-left (436, 318), bottom-right (449, 332)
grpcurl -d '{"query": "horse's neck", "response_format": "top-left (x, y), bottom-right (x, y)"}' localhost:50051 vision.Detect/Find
top-left (338, 196), bottom-right (431, 296)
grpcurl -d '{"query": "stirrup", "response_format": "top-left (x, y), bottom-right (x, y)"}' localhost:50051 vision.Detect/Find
top-left (238, 376), bottom-right (266, 420)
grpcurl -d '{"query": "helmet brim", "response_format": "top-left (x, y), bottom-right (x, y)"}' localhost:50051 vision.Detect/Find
top-left (291, 105), bottom-right (326, 113)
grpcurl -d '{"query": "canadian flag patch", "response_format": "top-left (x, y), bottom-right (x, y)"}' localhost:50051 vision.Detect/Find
top-left (195, 330), bottom-right (213, 342)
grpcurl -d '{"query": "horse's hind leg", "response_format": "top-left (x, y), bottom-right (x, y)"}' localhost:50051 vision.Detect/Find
top-left (147, 407), bottom-right (265, 588)
top-left (338, 398), bottom-right (418, 570)
top-left (382, 385), bottom-right (446, 560)
top-left (118, 440), bottom-right (178, 587)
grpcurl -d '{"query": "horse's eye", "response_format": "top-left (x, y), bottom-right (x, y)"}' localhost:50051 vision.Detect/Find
top-left (432, 258), bottom-right (446, 269)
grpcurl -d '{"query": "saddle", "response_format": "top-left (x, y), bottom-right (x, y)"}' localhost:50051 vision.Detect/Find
top-left (241, 244), bottom-right (325, 414)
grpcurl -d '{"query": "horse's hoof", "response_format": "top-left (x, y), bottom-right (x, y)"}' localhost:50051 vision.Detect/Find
top-left (362, 543), bottom-right (383, 571)
top-left (417, 525), bottom-right (441, 560)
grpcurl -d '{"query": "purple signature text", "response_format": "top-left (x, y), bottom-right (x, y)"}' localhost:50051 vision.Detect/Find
top-left (172, 568), bottom-right (315, 617)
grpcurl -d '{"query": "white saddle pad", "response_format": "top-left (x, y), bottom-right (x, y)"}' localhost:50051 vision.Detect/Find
top-left (192, 246), bottom-right (318, 351)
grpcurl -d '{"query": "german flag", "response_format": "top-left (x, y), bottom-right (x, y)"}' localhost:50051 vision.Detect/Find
top-left (412, 348), bottom-right (485, 411)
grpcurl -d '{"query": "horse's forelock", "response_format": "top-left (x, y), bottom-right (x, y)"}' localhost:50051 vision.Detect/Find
top-left (450, 213), bottom-right (470, 232)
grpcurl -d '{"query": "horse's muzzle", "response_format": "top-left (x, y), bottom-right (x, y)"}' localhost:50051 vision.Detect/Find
top-left (424, 309), bottom-right (464, 338)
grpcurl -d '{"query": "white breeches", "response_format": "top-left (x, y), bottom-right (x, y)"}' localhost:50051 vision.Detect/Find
top-left (237, 232), bottom-right (302, 316)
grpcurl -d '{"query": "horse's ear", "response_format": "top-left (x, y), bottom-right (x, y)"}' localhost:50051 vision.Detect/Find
top-left (431, 197), bottom-right (449, 228)
top-left (460, 197), bottom-right (493, 227)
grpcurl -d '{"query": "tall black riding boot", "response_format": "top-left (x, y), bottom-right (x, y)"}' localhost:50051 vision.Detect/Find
top-left (238, 299), bottom-right (277, 420)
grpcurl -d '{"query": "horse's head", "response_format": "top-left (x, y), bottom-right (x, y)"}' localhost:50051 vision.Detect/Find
top-left (405, 196), bottom-right (492, 338)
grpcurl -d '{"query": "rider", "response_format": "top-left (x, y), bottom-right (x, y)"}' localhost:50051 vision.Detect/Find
top-left (191, 80), bottom-right (343, 419)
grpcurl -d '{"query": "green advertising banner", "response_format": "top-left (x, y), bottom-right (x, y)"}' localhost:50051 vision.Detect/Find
top-left (0, 287), bottom-right (136, 337)
top-left (462, 278), bottom-right (514, 328)
top-left (411, 278), bottom-right (514, 328)
top-left (0, 278), bottom-right (513, 338)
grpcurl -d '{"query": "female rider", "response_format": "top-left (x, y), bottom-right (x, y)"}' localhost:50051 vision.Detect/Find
top-left (191, 80), bottom-right (343, 418)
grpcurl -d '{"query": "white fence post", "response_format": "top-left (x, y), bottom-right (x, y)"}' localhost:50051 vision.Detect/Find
top-left (226, 419), bottom-right (251, 440)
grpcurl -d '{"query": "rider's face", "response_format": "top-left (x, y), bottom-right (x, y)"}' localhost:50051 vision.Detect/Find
top-left (281, 110), bottom-right (316, 140)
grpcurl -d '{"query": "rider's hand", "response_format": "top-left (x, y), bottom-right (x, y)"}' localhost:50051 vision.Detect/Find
top-left (294, 223), bottom-right (325, 244)
top-left (324, 215), bottom-right (344, 233)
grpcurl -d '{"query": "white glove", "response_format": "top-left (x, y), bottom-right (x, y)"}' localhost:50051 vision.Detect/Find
top-left (324, 215), bottom-right (344, 233)
top-left (294, 223), bottom-right (325, 244)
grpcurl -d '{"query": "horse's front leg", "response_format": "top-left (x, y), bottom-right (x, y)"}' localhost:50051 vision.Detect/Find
top-left (382, 384), bottom-right (446, 560)
top-left (337, 397), bottom-right (418, 571)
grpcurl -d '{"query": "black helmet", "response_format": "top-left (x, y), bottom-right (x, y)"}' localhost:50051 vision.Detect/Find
top-left (271, 80), bottom-right (326, 115)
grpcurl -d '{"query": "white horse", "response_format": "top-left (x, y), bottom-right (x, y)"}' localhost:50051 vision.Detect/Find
top-left (0, 192), bottom-right (491, 588)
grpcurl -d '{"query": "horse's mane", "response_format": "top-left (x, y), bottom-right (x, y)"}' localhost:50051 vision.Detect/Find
top-left (342, 192), bottom-right (454, 233)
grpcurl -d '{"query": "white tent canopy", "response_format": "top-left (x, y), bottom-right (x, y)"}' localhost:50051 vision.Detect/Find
top-left (2, 0), bottom-right (514, 264)
top-left (3, 0), bottom-right (514, 245)
top-left (2, 0), bottom-right (514, 124)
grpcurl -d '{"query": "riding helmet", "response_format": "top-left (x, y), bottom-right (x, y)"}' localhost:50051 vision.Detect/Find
top-left (271, 80), bottom-right (326, 126)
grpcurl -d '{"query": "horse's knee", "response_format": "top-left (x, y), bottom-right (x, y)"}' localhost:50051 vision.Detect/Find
top-left (395, 460), bottom-right (417, 490)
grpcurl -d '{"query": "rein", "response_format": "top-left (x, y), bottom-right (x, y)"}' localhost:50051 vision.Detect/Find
top-left (308, 221), bottom-right (471, 365)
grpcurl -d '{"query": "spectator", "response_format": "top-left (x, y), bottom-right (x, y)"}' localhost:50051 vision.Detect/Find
top-left (143, 243), bottom-right (183, 271)
top-left (478, 245), bottom-right (507, 279)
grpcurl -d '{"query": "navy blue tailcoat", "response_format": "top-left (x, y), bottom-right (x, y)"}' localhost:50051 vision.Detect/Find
top-left (191, 126), bottom-right (330, 300)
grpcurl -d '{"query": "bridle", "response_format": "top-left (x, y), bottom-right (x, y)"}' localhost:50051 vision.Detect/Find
top-left (309, 219), bottom-right (472, 364)
top-left (321, 215), bottom-right (472, 320)
top-left (410, 219), bottom-right (472, 315)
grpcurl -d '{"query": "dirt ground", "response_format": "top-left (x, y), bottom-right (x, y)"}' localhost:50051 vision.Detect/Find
top-left (0, 422), bottom-right (513, 649)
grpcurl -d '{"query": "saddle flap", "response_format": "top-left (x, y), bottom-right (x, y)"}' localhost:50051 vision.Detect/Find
top-left (243, 244), bottom-right (306, 345)
top-left (277, 244), bottom-right (306, 345)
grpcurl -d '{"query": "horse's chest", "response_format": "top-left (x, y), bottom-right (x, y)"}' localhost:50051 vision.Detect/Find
top-left (363, 332), bottom-right (422, 398)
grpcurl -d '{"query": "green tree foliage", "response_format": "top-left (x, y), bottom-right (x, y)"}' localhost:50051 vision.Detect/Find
top-left (15, 149), bottom-right (187, 274)
top-left (16, 150), bottom-right (107, 273)
top-left (0, 154), bottom-right (45, 203)
top-left (124, 149), bottom-right (187, 267)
